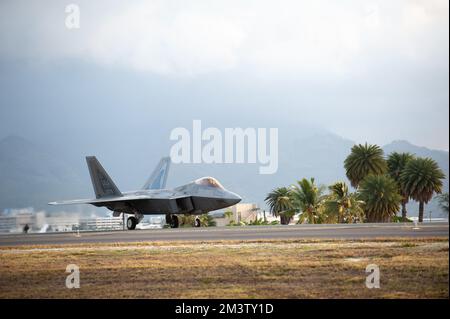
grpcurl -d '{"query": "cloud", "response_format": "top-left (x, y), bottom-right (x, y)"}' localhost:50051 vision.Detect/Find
top-left (87, 2), bottom-right (245, 75)
top-left (0, 0), bottom-right (448, 77)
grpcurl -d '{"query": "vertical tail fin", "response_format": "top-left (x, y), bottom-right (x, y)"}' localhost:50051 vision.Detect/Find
top-left (86, 156), bottom-right (122, 198)
top-left (142, 157), bottom-right (171, 190)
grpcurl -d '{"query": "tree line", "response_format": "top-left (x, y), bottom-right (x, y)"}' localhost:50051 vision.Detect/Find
top-left (266, 143), bottom-right (447, 224)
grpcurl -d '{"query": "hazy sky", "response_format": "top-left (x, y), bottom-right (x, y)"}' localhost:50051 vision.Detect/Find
top-left (0, 0), bottom-right (449, 150)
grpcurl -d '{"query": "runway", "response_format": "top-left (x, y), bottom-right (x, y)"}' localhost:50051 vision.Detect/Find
top-left (0, 223), bottom-right (448, 246)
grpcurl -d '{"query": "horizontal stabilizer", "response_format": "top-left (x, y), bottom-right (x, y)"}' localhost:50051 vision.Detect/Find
top-left (48, 199), bottom-right (95, 206)
top-left (48, 193), bottom-right (190, 206)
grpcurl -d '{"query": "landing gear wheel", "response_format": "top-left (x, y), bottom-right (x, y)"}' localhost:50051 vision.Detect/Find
top-left (170, 215), bottom-right (179, 228)
top-left (194, 217), bottom-right (201, 227)
top-left (127, 216), bottom-right (137, 230)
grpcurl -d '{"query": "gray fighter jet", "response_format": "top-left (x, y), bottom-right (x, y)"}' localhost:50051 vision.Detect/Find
top-left (49, 156), bottom-right (241, 229)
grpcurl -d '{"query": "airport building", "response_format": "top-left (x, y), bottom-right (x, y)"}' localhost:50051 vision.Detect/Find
top-left (0, 210), bottom-right (163, 233)
top-left (220, 203), bottom-right (277, 224)
top-left (230, 203), bottom-right (259, 223)
top-left (0, 210), bottom-right (34, 233)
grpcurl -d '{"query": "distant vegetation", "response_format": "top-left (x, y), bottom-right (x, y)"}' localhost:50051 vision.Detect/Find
top-left (437, 193), bottom-right (449, 215)
top-left (226, 218), bottom-right (279, 226)
top-left (266, 143), bottom-right (446, 223)
top-left (178, 214), bottom-right (217, 227)
top-left (223, 210), bottom-right (279, 226)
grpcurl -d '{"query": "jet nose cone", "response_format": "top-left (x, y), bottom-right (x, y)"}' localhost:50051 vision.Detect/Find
top-left (226, 191), bottom-right (242, 206)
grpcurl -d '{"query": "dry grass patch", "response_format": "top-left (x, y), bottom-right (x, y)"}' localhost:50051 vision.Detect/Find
top-left (0, 238), bottom-right (447, 298)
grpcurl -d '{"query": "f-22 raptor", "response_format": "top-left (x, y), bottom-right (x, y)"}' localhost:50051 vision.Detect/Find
top-left (49, 156), bottom-right (241, 229)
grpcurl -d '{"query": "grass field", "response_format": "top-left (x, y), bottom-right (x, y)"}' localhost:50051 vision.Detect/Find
top-left (0, 238), bottom-right (448, 298)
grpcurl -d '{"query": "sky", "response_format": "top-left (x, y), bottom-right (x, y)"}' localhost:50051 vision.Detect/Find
top-left (0, 0), bottom-right (449, 151)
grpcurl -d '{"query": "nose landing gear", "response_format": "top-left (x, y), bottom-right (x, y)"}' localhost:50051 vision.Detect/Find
top-left (126, 216), bottom-right (137, 230)
top-left (126, 213), bottom-right (143, 230)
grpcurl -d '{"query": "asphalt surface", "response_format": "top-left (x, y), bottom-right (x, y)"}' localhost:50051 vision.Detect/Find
top-left (0, 223), bottom-right (448, 247)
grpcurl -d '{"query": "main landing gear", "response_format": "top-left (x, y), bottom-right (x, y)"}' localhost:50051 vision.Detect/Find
top-left (166, 214), bottom-right (179, 228)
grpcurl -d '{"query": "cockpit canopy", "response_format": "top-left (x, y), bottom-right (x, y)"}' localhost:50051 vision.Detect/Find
top-left (194, 177), bottom-right (225, 189)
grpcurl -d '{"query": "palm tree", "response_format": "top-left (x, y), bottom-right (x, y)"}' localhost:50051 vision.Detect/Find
top-left (291, 178), bottom-right (325, 224)
top-left (324, 181), bottom-right (365, 223)
top-left (387, 152), bottom-right (415, 221)
top-left (437, 193), bottom-right (449, 215)
top-left (344, 143), bottom-right (387, 188)
top-left (179, 215), bottom-right (195, 227)
top-left (199, 214), bottom-right (217, 227)
top-left (265, 187), bottom-right (295, 225)
top-left (224, 210), bottom-right (234, 223)
top-left (400, 157), bottom-right (445, 222)
top-left (359, 175), bottom-right (402, 222)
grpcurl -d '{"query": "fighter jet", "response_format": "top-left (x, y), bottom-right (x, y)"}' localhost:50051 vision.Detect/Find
top-left (49, 156), bottom-right (241, 229)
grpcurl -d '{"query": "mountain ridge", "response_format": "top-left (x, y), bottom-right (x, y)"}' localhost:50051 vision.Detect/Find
top-left (0, 134), bottom-right (448, 217)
